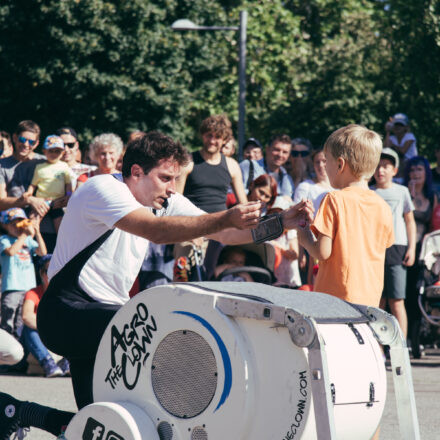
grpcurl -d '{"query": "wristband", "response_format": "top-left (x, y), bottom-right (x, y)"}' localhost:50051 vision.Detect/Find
top-left (252, 213), bottom-right (284, 244)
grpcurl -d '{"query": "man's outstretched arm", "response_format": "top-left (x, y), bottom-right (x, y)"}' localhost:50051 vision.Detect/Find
top-left (115, 202), bottom-right (261, 245)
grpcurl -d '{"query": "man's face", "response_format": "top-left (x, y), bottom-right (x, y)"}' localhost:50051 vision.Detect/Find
top-left (244, 145), bottom-right (263, 161)
top-left (131, 158), bottom-right (180, 209)
top-left (266, 141), bottom-right (291, 169)
top-left (60, 134), bottom-right (79, 163)
top-left (202, 131), bottom-right (224, 154)
top-left (13, 131), bottom-right (39, 160)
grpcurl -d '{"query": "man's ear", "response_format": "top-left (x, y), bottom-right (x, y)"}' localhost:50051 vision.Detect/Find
top-left (130, 164), bottom-right (143, 179)
top-left (31, 140), bottom-right (39, 150)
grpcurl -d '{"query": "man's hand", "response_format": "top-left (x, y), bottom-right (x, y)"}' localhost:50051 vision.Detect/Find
top-left (281, 200), bottom-right (314, 230)
top-left (28, 196), bottom-right (50, 217)
top-left (227, 201), bottom-right (261, 230)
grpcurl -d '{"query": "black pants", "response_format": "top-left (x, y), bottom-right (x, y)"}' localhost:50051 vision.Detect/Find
top-left (38, 230), bottom-right (120, 409)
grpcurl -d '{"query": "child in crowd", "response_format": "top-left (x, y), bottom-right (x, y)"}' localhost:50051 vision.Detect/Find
top-left (297, 124), bottom-right (394, 307)
top-left (0, 208), bottom-right (47, 338)
top-left (372, 148), bottom-right (416, 339)
top-left (22, 254), bottom-right (70, 377)
top-left (23, 135), bottom-right (72, 232)
top-left (214, 246), bottom-right (254, 282)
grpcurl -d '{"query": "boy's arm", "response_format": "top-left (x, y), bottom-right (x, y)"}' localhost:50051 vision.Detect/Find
top-left (297, 227), bottom-right (332, 261)
top-left (403, 210), bottom-right (416, 266)
top-left (22, 184), bottom-right (36, 198)
top-left (3, 233), bottom-right (27, 256)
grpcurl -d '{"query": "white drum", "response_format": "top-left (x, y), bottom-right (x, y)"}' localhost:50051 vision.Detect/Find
top-left (87, 282), bottom-right (386, 440)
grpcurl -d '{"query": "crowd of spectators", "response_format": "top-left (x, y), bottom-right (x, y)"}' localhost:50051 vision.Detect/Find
top-left (0, 111), bottom-right (437, 378)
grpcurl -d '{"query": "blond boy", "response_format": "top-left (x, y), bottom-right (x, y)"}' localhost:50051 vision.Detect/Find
top-left (298, 124), bottom-right (394, 307)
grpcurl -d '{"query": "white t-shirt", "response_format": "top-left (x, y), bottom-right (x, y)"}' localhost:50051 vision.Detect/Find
top-left (48, 174), bottom-right (204, 305)
top-left (293, 179), bottom-right (333, 215)
top-left (271, 229), bottom-right (301, 287)
top-left (390, 132), bottom-right (417, 160)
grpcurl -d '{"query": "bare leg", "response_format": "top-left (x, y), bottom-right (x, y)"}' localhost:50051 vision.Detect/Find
top-left (388, 298), bottom-right (408, 339)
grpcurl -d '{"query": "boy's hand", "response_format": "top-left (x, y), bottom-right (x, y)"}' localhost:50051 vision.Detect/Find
top-left (403, 248), bottom-right (415, 267)
top-left (282, 200), bottom-right (314, 230)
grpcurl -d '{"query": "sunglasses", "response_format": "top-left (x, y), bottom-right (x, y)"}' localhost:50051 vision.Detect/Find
top-left (64, 142), bottom-right (76, 149)
top-left (18, 136), bottom-right (37, 147)
top-left (291, 150), bottom-right (309, 157)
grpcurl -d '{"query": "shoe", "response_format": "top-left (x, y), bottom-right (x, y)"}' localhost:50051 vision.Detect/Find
top-left (0, 392), bottom-right (28, 440)
top-left (41, 356), bottom-right (63, 378)
top-left (57, 358), bottom-right (70, 377)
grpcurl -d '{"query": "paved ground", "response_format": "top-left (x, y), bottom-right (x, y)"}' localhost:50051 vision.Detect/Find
top-left (1, 349), bottom-right (439, 439)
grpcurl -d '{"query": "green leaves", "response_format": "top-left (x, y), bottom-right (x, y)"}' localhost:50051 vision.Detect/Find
top-left (0, 0), bottom-right (439, 157)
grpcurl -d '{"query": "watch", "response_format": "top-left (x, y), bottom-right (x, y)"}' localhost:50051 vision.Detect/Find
top-left (251, 212), bottom-right (284, 244)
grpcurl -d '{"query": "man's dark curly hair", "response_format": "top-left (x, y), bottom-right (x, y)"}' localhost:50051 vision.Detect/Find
top-left (122, 131), bottom-right (189, 178)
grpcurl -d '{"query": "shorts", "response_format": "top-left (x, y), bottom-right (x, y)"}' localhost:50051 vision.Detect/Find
top-left (382, 264), bottom-right (407, 299)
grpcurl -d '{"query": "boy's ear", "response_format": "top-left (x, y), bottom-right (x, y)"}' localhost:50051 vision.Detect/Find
top-left (337, 157), bottom-right (345, 172)
top-left (392, 166), bottom-right (398, 177)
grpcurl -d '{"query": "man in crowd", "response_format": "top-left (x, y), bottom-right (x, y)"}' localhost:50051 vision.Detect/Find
top-left (176, 114), bottom-right (248, 212)
top-left (241, 134), bottom-right (294, 198)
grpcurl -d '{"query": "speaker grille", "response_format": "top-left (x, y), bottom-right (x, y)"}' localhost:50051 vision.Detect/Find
top-left (157, 421), bottom-right (173, 440)
top-left (191, 427), bottom-right (208, 440)
top-left (152, 330), bottom-right (218, 418)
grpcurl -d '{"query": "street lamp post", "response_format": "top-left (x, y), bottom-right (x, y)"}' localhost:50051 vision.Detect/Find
top-left (171, 11), bottom-right (248, 161)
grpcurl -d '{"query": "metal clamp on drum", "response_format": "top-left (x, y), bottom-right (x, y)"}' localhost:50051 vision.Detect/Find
top-left (65, 282), bottom-right (420, 440)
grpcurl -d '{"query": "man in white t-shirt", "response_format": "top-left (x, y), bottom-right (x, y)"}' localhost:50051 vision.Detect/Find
top-left (34, 131), bottom-right (311, 411)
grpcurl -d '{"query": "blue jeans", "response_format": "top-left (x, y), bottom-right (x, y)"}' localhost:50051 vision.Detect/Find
top-left (21, 325), bottom-right (50, 364)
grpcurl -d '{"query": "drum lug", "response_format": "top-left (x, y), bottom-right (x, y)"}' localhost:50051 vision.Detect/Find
top-left (367, 382), bottom-right (375, 407)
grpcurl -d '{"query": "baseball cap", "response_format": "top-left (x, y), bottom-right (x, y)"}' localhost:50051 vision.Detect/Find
top-left (243, 137), bottom-right (263, 150)
top-left (1, 207), bottom-right (27, 225)
top-left (381, 147), bottom-right (399, 169)
top-left (43, 135), bottom-right (64, 150)
top-left (392, 113), bottom-right (409, 127)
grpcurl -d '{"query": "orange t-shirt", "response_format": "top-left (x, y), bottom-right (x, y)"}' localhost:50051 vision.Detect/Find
top-left (311, 187), bottom-right (394, 307)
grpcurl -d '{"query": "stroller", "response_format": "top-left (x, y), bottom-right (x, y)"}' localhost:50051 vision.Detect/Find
top-left (411, 230), bottom-right (440, 358)
top-left (212, 242), bottom-right (276, 285)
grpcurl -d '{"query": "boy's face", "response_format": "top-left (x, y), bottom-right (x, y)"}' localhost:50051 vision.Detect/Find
top-left (5, 219), bottom-right (25, 238)
top-left (44, 148), bottom-right (64, 164)
top-left (374, 158), bottom-right (397, 187)
top-left (13, 130), bottom-right (39, 160)
top-left (324, 149), bottom-right (341, 188)
top-left (225, 250), bottom-right (246, 267)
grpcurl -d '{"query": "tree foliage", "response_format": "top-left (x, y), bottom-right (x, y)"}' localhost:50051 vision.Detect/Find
top-left (0, 0), bottom-right (439, 155)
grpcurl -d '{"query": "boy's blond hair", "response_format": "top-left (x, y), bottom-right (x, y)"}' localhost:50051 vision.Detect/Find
top-left (324, 124), bottom-right (382, 179)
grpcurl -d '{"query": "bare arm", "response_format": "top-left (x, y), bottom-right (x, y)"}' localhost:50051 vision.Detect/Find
top-left (226, 157), bottom-right (248, 204)
top-left (114, 202), bottom-right (261, 245)
top-left (392, 139), bottom-right (414, 155)
top-left (175, 161), bottom-right (194, 194)
top-left (207, 228), bottom-right (252, 245)
top-left (297, 227), bottom-right (332, 261)
top-left (3, 233), bottom-right (27, 256)
top-left (403, 211), bottom-right (416, 266)
top-left (22, 299), bottom-right (37, 330)
top-left (33, 224), bottom-right (47, 257)
top-left (23, 184), bottom-right (36, 198)
top-left (0, 182), bottom-right (49, 217)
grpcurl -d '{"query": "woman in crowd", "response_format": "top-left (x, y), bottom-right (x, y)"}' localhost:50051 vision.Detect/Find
top-left (0, 131), bottom-right (13, 159)
top-left (404, 156), bottom-right (437, 335)
top-left (287, 137), bottom-right (314, 190)
top-left (293, 148), bottom-right (333, 284)
top-left (247, 173), bottom-right (278, 213)
top-left (77, 133), bottom-right (123, 185)
top-left (293, 148), bottom-right (333, 213)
